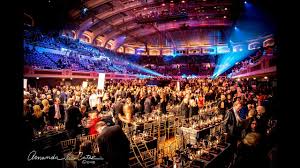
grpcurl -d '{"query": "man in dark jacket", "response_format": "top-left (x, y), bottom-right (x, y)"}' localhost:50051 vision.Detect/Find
top-left (224, 100), bottom-right (243, 147)
top-left (65, 98), bottom-right (82, 138)
top-left (144, 94), bottom-right (152, 114)
top-left (96, 120), bottom-right (130, 168)
top-left (48, 98), bottom-right (65, 126)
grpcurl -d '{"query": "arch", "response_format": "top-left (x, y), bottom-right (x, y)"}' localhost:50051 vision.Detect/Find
top-left (71, 30), bottom-right (77, 39)
top-left (95, 38), bottom-right (103, 47)
top-left (149, 49), bottom-right (160, 56)
top-left (162, 49), bottom-right (173, 56)
top-left (76, 0), bottom-right (158, 39)
top-left (105, 41), bottom-right (113, 50)
top-left (117, 46), bottom-right (125, 53)
top-left (125, 47), bottom-right (135, 54)
top-left (24, 13), bottom-right (35, 26)
top-left (263, 37), bottom-right (275, 47)
top-left (80, 34), bottom-right (91, 43)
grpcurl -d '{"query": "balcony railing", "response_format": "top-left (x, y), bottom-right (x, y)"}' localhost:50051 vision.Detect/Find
top-left (231, 55), bottom-right (277, 78)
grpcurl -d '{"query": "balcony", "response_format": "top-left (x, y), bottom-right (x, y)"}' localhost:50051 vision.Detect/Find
top-left (231, 55), bottom-right (277, 78)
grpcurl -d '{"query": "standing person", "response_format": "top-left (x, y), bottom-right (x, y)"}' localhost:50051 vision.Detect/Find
top-left (86, 111), bottom-right (100, 135)
top-left (226, 94), bottom-right (233, 109)
top-left (144, 94), bottom-right (152, 114)
top-left (233, 132), bottom-right (269, 168)
top-left (89, 89), bottom-right (99, 110)
top-left (159, 93), bottom-right (168, 115)
top-left (223, 100), bottom-right (243, 147)
top-left (65, 98), bottom-right (82, 138)
top-left (111, 97), bottom-right (124, 126)
top-left (31, 105), bottom-right (46, 132)
top-left (118, 102), bottom-right (134, 127)
top-left (181, 98), bottom-right (189, 118)
top-left (48, 98), bottom-right (65, 126)
top-left (189, 99), bottom-right (199, 116)
top-left (256, 105), bottom-right (269, 134)
top-left (218, 94), bottom-right (228, 116)
top-left (197, 93), bottom-right (205, 109)
top-left (96, 120), bottom-right (130, 168)
top-left (80, 105), bottom-right (89, 135)
top-left (239, 99), bottom-right (249, 120)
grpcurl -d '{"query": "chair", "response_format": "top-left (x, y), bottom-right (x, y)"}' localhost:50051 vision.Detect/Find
top-left (123, 125), bottom-right (135, 139)
top-left (167, 117), bottom-right (175, 139)
top-left (182, 132), bottom-right (191, 147)
top-left (60, 138), bottom-right (77, 153)
top-left (129, 144), bottom-right (144, 168)
top-left (130, 138), bottom-right (156, 168)
top-left (80, 134), bottom-right (98, 143)
top-left (152, 122), bottom-right (159, 138)
top-left (175, 134), bottom-right (183, 150)
top-left (143, 122), bottom-right (152, 136)
top-left (165, 141), bottom-right (176, 158)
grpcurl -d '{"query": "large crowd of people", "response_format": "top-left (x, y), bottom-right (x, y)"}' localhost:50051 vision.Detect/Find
top-left (23, 76), bottom-right (278, 167)
top-left (23, 25), bottom-right (278, 168)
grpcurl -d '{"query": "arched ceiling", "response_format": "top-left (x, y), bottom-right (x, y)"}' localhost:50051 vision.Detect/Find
top-left (67, 0), bottom-right (239, 49)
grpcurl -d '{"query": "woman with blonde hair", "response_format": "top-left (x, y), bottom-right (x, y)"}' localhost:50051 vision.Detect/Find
top-left (118, 103), bottom-right (134, 129)
top-left (234, 132), bottom-right (268, 168)
top-left (41, 99), bottom-right (50, 113)
top-left (32, 105), bottom-right (46, 131)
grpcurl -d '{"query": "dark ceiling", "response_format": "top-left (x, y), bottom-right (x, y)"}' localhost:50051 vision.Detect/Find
top-left (24, 0), bottom-right (276, 48)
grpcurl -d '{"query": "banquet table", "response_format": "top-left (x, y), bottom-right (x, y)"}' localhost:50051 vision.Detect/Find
top-left (32, 130), bottom-right (68, 151)
top-left (178, 121), bottom-right (224, 144)
top-left (190, 143), bottom-right (233, 168)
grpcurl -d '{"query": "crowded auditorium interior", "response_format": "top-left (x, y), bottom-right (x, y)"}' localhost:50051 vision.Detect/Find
top-left (22, 0), bottom-right (281, 168)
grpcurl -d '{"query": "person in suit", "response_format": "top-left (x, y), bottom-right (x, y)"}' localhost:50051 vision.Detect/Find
top-left (48, 98), bottom-right (65, 126)
top-left (65, 98), bottom-right (82, 138)
top-left (111, 97), bottom-right (124, 126)
top-left (81, 94), bottom-right (91, 112)
top-left (218, 94), bottom-right (229, 116)
top-left (256, 105), bottom-right (269, 135)
top-left (159, 93), bottom-right (168, 115)
top-left (96, 120), bottom-right (130, 168)
top-left (144, 94), bottom-right (152, 114)
top-left (223, 100), bottom-right (243, 147)
top-left (181, 98), bottom-right (190, 118)
top-left (189, 98), bottom-right (199, 116)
